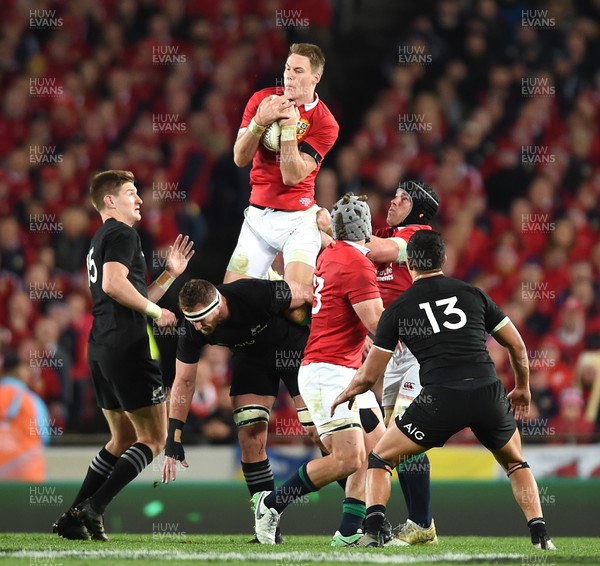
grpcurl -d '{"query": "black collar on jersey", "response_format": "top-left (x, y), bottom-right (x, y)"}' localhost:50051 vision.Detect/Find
top-left (182, 292), bottom-right (221, 322)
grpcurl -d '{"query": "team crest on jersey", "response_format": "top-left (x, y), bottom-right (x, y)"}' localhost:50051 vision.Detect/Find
top-left (296, 118), bottom-right (310, 139)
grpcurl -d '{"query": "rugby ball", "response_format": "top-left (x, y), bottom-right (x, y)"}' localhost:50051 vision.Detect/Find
top-left (262, 121), bottom-right (281, 152)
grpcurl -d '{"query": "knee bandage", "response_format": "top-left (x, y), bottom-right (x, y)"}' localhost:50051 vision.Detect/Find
top-left (233, 405), bottom-right (270, 428)
top-left (297, 407), bottom-right (315, 427)
top-left (506, 461), bottom-right (530, 477)
top-left (368, 451), bottom-right (393, 475)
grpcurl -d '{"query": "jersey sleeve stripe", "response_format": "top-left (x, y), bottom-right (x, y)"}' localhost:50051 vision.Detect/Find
top-left (491, 316), bottom-right (510, 334)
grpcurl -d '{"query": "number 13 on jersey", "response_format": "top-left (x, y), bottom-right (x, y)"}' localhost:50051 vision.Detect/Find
top-left (419, 296), bottom-right (467, 333)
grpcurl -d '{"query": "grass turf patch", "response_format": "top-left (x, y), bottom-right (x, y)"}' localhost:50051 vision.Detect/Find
top-left (0, 533), bottom-right (597, 565)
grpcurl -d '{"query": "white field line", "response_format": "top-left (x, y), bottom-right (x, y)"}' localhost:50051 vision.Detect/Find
top-left (1, 549), bottom-right (526, 563)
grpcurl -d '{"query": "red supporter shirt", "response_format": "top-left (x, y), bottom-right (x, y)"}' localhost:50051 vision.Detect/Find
top-left (373, 224), bottom-right (432, 308)
top-left (239, 87), bottom-right (339, 211)
top-left (302, 241), bottom-right (381, 369)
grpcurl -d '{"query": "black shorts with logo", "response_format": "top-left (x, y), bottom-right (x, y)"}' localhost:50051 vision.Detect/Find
top-left (396, 379), bottom-right (516, 450)
top-left (88, 338), bottom-right (165, 412)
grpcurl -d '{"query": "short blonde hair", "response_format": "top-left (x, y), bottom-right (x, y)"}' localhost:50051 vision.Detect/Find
top-left (289, 43), bottom-right (325, 76)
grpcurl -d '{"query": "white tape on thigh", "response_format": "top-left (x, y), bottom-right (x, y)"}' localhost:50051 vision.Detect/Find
top-left (319, 416), bottom-right (361, 438)
top-left (297, 407), bottom-right (315, 427)
top-left (233, 405), bottom-right (271, 428)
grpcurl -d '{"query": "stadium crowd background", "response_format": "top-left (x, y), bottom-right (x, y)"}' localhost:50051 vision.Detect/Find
top-left (1, 0), bottom-right (599, 446)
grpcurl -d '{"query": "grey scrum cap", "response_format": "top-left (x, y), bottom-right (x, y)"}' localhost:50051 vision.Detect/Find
top-left (331, 193), bottom-right (372, 242)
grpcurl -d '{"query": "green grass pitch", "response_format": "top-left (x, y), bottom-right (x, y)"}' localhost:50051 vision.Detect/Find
top-left (1, 534), bottom-right (597, 565)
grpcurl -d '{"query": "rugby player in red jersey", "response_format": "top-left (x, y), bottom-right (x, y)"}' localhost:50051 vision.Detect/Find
top-left (228, 43), bottom-right (339, 305)
top-left (363, 180), bottom-right (440, 545)
top-left (251, 194), bottom-right (386, 545)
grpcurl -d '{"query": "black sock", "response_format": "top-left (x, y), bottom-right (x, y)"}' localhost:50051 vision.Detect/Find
top-left (397, 453), bottom-right (431, 528)
top-left (364, 504), bottom-right (386, 535)
top-left (320, 449), bottom-right (347, 491)
top-left (89, 443), bottom-right (153, 514)
top-left (242, 459), bottom-right (274, 495)
top-left (264, 462), bottom-right (317, 514)
top-left (527, 517), bottom-right (547, 543)
top-left (71, 447), bottom-right (119, 508)
top-left (338, 497), bottom-right (365, 536)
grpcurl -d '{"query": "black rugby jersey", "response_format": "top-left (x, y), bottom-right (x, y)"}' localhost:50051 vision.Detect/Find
top-left (374, 275), bottom-right (507, 386)
top-left (87, 218), bottom-right (148, 347)
top-left (176, 279), bottom-right (308, 363)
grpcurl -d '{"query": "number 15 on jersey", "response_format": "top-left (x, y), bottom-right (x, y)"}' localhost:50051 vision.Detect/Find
top-left (86, 247), bottom-right (98, 286)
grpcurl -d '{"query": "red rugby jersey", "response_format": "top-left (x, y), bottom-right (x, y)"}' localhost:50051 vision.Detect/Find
top-left (239, 87), bottom-right (339, 210)
top-left (373, 224), bottom-right (432, 308)
top-left (302, 242), bottom-right (381, 369)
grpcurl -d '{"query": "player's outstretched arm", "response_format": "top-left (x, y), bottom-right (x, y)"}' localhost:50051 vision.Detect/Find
top-left (162, 359), bottom-right (196, 483)
top-left (492, 319), bottom-right (531, 421)
top-left (103, 261), bottom-right (176, 326)
top-left (330, 346), bottom-right (392, 416)
top-left (366, 235), bottom-right (407, 263)
top-left (147, 234), bottom-right (194, 304)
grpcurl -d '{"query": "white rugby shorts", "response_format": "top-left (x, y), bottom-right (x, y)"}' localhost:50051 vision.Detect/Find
top-left (382, 345), bottom-right (422, 408)
top-left (226, 205), bottom-right (321, 278)
top-left (298, 362), bottom-right (378, 438)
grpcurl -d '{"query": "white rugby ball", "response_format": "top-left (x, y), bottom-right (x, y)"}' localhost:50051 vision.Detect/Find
top-left (262, 121), bottom-right (281, 152)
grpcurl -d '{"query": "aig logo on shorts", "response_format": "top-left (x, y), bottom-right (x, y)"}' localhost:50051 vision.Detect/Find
top-left (403, 422), bottom-right (425, 440)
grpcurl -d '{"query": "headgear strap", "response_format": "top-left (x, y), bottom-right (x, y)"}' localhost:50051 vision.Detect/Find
top-left (183, 291), bottom-right (221, 322)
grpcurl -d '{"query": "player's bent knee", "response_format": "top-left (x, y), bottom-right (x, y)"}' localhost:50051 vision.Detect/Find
top-left (506, 461), bottom-right (530, 478)
top-left (233, 404), bottom-right (271, 428)
top-left (336, 453), bottom-right (363, 478)
top-left (237, 423), bottom-right (268, 453)
top-left (368, 451), bottom-right (394, 475)
top-left (111, 433), bottom-right (138, 454)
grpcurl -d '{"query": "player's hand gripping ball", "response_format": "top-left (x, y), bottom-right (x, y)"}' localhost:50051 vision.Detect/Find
top-left (261, 121), bottom-right (281, 152)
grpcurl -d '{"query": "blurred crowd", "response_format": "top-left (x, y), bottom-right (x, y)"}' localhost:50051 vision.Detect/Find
top-left (0, 0), bottom-right (599, 445)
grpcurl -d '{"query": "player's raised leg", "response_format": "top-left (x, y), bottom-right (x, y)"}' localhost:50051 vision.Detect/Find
top-left (224, 208), bottom-right (278, 283)
top-left (282, 212), bottom-right (320, 324)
